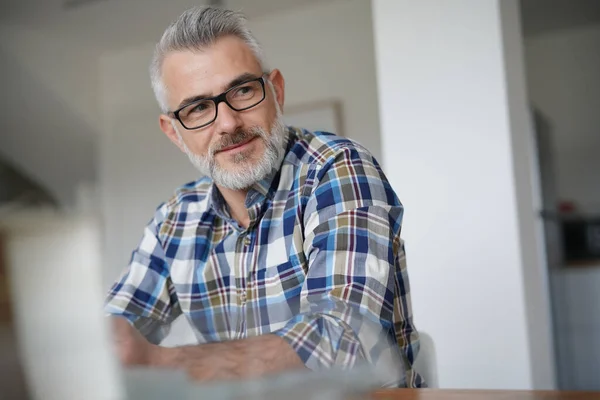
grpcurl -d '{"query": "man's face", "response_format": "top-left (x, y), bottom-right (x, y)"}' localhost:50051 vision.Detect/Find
top-left (159, 35), bottom-right (286, 189)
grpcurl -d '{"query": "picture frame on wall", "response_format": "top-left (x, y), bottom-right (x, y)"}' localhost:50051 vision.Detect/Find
top-left (283, 99), bottom-right (344, 137)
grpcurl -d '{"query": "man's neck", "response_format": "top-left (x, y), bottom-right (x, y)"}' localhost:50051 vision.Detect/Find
top-left (216, 185), bottom-right (250, 228)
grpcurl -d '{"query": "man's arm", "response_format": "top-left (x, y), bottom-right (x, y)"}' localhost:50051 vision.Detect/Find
top-left (269, 144), bottom-right (420, 387)
top-left (105, 202), bottom-right (183, 344)
top-left (112, 317), bottom-right (305, 381)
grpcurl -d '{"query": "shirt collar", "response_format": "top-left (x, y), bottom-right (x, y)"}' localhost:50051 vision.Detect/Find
top-left (207, 127), bottom-right (295, 230)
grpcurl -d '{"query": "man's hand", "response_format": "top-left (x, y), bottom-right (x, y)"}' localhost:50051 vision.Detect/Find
top-left (111, 317), bottom-right (159, 367)
top-left (173, 335), bottom-right (306, 381)
top-left (109, 317), bottom-right (305, 381)
top-left (111, 317), bottom-right (305, 381)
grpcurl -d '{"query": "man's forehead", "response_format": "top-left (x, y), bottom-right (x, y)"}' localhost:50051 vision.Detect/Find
top-left (162, 37), bottom-right (262, 105)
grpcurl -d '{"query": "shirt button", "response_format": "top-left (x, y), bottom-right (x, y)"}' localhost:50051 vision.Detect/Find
top-left (243, 236), bottom-right (251, 246)
top-left (240, 292), bottom-right (247, 302)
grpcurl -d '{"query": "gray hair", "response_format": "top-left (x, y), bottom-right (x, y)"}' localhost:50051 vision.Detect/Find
top-left (150, 6), bottom-right (267, 113)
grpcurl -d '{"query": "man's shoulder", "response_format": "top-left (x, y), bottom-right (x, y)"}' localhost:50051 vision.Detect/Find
top-left (288, 127), bottom-right (378, 168)
top-left (153, 176), bottom-right (214, 224)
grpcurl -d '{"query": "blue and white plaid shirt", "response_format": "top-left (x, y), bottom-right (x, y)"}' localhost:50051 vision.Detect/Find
top-left (106, 127), bottom-right (423, 387)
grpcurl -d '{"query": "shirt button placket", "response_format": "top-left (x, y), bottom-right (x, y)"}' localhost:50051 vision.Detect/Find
top-left (242, 235), bottom-right (250, 305)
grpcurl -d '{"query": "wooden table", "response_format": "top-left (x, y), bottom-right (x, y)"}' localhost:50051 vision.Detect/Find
top-left (371, 390), bottom-right (600, 399)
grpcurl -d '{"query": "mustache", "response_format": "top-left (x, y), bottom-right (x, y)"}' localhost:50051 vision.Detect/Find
top-left (210, 128), bottom-right (264, 156)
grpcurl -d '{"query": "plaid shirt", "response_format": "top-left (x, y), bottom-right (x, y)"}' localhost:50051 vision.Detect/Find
top-left (105, 127), bottom-right (423, 387)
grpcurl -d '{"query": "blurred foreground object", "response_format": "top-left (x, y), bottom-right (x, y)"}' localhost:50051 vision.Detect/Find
top-left (0, 232), bottom-right (30, 399)
top-left (0, 211), bottom-right (124, 400)
top-left (124, 364), bottom-right (379, 400)
top-left (0, 211), bottom-right (383, 399)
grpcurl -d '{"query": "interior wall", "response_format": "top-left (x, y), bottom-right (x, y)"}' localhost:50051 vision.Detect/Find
top-left (0, 24), bottom-right (99, 208)
top-left (249, 0), bottom-right (381, 160)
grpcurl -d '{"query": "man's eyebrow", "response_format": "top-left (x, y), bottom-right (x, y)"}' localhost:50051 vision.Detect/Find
top-left (227, 72), bottom-right (261, 91)
top-left (175, 72), bottom-right (262, 110)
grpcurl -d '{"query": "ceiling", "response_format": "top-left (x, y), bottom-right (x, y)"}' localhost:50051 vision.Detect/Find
top-left (0, 0), bottom-right (322, 51)
top-left (521, 0), bottom-right (600, 36)
top-left (2, 0), bottom-right (600, 51)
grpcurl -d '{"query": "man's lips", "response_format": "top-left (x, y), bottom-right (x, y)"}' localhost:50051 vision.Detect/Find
top-left (217, 136), bottom-right (257, 153)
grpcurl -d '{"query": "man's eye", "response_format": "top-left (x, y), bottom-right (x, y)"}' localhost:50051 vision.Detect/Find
top-left (233, 85), bottom-right (254, 97)
top-left (191, 103), bottom-right (210, 113)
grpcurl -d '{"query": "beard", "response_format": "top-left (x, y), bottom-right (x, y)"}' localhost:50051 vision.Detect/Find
top-left (175, 114), bottom-right (287, 190)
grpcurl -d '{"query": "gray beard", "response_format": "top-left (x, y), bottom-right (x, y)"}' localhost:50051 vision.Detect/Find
top-left (177, 116), bottom-right (287, 190)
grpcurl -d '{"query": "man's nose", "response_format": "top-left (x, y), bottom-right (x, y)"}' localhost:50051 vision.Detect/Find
top-left (214, 101), bottom-right (242, 135)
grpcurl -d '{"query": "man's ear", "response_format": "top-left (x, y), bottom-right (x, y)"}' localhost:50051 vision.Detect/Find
top-left (159, 115), bottom-right (185, 153)
top-left (268, 69), bottom-right (285, 111)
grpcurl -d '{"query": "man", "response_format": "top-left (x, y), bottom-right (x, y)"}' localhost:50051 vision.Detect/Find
top-left (105, 6), bottom-right (423, 387)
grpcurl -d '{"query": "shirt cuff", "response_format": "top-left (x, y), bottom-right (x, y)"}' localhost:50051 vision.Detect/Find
top-left (273, 313), bottom-right (363, 371)
top-left (105, 306), bottom-right (171, 345)
top-left (273, 303), bottom-right (407, 386)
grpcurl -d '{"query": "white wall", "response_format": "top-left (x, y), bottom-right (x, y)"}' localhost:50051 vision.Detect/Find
top-left (524, 24), bottom-right (600, 215)
top-left (372, 0), bottom-right (554, 389)
top-left (99, 0), bottom-right (381, 286)
top-left (0, 24), bottom-right (99, 208)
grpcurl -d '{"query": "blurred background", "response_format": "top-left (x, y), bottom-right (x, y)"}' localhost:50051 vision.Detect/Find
top-left (1, 0), bottom-right (599, 396)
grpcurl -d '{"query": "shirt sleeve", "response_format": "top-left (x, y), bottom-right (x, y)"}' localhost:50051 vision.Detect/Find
top-left (104, 204), bottom-right (182, 345)
top-left (272, 144), bottom-right (422, 387)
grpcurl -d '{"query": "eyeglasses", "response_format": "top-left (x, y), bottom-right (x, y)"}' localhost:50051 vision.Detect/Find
top-left (169, 76), bottom-right (267, 130)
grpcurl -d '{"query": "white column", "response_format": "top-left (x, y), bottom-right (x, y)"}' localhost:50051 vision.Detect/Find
top-left (371, 0), bottom-right (555, 389)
